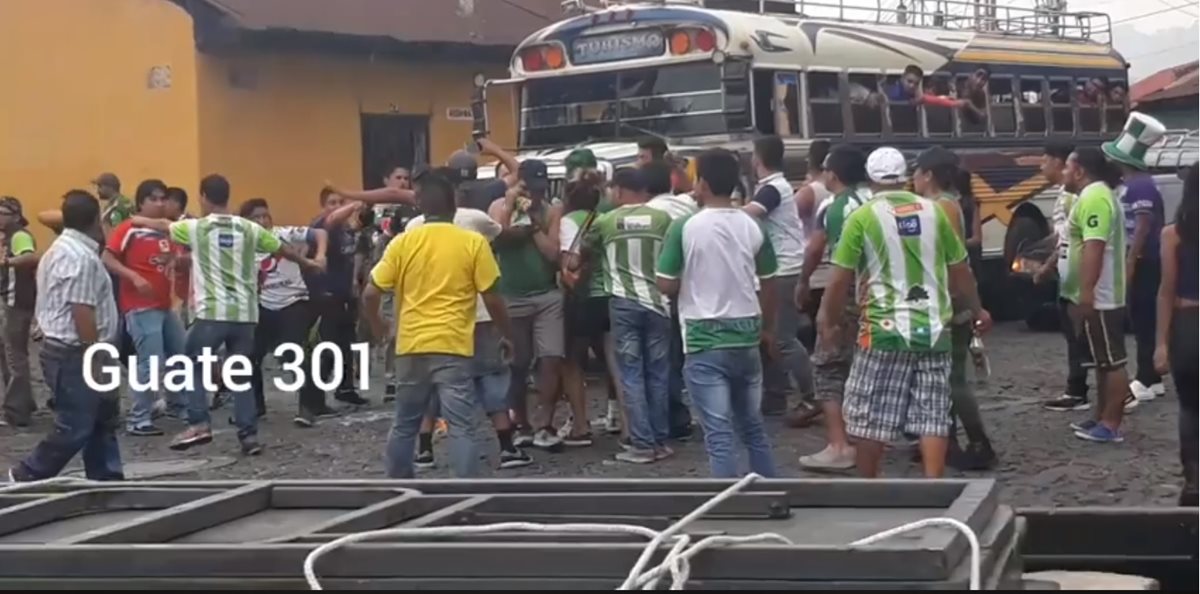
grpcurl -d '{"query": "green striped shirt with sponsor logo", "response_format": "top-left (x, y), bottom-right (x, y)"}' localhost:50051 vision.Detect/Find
top-left (586, 204), bottom-right (672, 316)
top-left (831, 191), bottom-right (966, 352)
top-left (170, 214), bottom-right (282, 323)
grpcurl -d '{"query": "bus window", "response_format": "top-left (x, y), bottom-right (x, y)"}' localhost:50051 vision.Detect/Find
top-left (957, 71), bottom-right (988, 136)
top-left (989, 76), bottom-right (1016, 135)
top-left (807, 72), bottom-right (843, 136)
top-left (884, 74), bottom-right (919, 135)
top-left (924, 74), bottom-right (954, 136)
top-left (1077, 77), bottom-right (1102, 133)
top-left (849, 73), bottom-right (883, 135)
top-left (522, 71), bottom-right (618, 146)
top-left (774, 72), bottom-right (802, 136)
top-left (1105, 79), bottom-right (1128, 132)
top-left (1049, 79), bottom-right (1073, 134)
top-left (1020, 78), bottom-right (1047, 135)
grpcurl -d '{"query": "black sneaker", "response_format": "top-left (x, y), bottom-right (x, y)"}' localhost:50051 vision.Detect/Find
top-left (498, 448), bottom-right (533, 469)
top-left (240, 436), bottom-right (264, 456)
top-left (310, 404), bottom-right (341, 419)
top-left (293, 409), bottom-right (315, 428)
top-left (414, 449), bottom-right (435, 469)
top-left (948, 441), bottom-right (998, 472)
top-left (127, 424), bottom-right (165, 437)
top-left (670, 424), bottom-right (695, 442)
top-left (335, 390), bottom-right (370, 407)
top-left (1042, 394), bottom-right (1089, 412)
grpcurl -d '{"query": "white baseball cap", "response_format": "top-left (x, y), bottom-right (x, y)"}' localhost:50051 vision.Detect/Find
top-left (866, 147), bottom-right (908, 183)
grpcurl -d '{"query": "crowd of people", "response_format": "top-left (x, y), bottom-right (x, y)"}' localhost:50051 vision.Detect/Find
top-left (1, 113), bottom-right (1195, 503)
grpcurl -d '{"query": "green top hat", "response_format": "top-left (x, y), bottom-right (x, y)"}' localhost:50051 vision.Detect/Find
top-left (1102, 112), bottom-right (1167, 170)
top-left (565, 148), bottom-right (598, 179)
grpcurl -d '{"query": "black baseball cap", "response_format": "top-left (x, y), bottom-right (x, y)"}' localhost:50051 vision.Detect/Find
top-left (518, 159), bottom-right (549, 194)
top-left (915, 146), bottom-right (959, 172)
top-left (611, 167), bottom-right (647, 192)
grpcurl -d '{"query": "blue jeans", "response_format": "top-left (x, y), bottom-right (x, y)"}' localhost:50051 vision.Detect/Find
top-left (185, 320), bottom-right (257, 439)
top-left (12, 340), bottom-right (123, 481)
top-left (387, 354), bottom-right (479, 478)
top-left (610, 297), bottom-right (671, 450)
top-left (684, 347), bottom-right (777, 478)
top-left (125, 308), bottom-right (187, 428)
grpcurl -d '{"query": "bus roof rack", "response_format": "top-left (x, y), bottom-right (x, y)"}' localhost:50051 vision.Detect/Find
top-left (1145, 128), bottom-right (1199, 171)
top-left (565, 0), bottom-right (1112, 44)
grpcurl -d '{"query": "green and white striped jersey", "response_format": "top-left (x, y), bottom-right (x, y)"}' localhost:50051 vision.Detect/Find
top-left (831, 191), bottom-right (967, 352)
top-left (586, 204), bottom-right (673, 316)
top-left (170, 214), bottom-right (282, 323)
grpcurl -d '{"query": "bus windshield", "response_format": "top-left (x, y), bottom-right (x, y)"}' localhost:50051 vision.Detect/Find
top-left (520, 62), bottom-right (735, 147)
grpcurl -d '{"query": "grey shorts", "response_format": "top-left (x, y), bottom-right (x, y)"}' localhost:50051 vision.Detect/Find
top-left (843, 348), bottom-right (951, 443)
top-left (505, 290), bottom-right (565, 360)
top-left (812, 299), bottom-right (860, 403)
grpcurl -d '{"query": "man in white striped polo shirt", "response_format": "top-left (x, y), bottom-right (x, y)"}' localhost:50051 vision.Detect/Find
top-left (133, 175), bottom-right (322, 456)
top-left (818, 147), bottom-right (991, 479)
top-left (8, 191), bottom-right (123, 482)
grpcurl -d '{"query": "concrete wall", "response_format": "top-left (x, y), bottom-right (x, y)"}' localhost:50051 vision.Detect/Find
top-left (0, 0), bottom-right (201, 246)
top-left (194, 50), bottom-right (517, 226)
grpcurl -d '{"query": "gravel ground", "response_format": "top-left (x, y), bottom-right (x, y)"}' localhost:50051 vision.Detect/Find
top-left (0, 322), bottom-right (1186, 507)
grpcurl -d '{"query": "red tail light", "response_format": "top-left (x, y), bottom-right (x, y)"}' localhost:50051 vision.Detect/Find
top-left (521, 48), bottom-right (545, 71)
top-left (668, 28), bottom-right (717, 55)
top-left (519, 44), bottom-right (567, 72)
top-left (695, 29), bottom-right (716, 52)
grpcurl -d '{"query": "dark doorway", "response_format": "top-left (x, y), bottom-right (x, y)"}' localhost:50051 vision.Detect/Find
top-left (360, 114), bottom-right (429, 190)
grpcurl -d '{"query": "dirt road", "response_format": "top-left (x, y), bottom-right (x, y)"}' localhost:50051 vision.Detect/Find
top-left (0, 323), bottom-right (1186, 507)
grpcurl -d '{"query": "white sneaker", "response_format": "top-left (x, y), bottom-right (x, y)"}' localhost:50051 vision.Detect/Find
top-left (1130, 381), bottom-right (1157, 402)
top-left (1151, 383), bottom-right (1166, 396)
top-left (799, 444), bottom-right (856, 470)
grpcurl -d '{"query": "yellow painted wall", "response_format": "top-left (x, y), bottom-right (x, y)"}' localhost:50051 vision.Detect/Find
top-left (0, 0), bottom-right (201, 247)
top-left (196, 51), bottom-right (517, 226)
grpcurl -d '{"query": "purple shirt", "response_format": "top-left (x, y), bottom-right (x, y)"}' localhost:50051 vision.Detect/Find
top-left (1120, 174), bottom-right (1164, 260)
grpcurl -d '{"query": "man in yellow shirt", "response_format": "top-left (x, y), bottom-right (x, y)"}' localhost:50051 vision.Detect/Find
top-left (362, 171), bottom-right (514, 478)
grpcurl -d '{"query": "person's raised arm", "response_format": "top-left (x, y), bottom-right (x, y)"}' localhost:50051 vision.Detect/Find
top-left (323, 201), bottom-right (364, 230)
top-left (326, 185), bottom-right (416, 206)
top-left (310, 228), bottom-right (328, 267)
top-left (530, 203), bottom-right (562, 263)
top-left (1154, 226), bottom-right (1178, 375)
top-left (131, 215), bottom-right (172, 234)
top-left (478, 138), bottom-right (520, 188)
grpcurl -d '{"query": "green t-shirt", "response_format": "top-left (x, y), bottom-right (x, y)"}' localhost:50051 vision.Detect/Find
top-left (656, 208), bottom-right (779, 353)
top-left (831, 191), bottom-right (966, 351)
top-left (2, 229), bottom-right (37, 308)
top-left (588, 204), bottom-right (673, 315)
top-left (1060, 181), bottom-right (1126, 309)
top-left (494, 209), bottom-right (558, 297)
top-left (169, 214), bottom-right (282, 323)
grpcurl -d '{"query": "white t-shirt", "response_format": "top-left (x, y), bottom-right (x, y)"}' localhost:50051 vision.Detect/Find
top-left (258, 226), bottom-right (313, 311)
top-left (749, 172), bottom-right (806, 276)
top-left (646, 193), bottom-right (699, 221)
top-left (406, 208), bottom-right (501, 322)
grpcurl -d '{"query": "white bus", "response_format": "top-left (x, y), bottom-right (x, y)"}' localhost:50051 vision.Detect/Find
top-left (473, 0), bottom-right (1141, 320)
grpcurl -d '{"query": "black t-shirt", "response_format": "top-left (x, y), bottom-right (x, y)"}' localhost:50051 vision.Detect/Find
top-left (305, 214), bottom-right (357, 298)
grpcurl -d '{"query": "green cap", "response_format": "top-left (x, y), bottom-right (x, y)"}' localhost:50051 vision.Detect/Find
top-left (565, 148), bottom-right (598, 177)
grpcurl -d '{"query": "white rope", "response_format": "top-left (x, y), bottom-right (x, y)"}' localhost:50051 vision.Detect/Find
top-left (302, 473), bottom-right (982, 591)
top-left (850, 517), bottom-right (982, 590)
